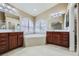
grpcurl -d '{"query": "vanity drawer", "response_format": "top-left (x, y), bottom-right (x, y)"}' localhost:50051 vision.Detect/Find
top-left (0, 37), bottom-right (8, 42)
top-left (18, 32), bottom-right (23, 35)
top-left (9, 32), bottom-right (18, 36)
top-left (0, 45), bottom-right (8, 49)
top-left (0, 45), bottom-right (8, 54)
top-left (0, 33), bottom-right (8, 37)
top-left (0, 41), bottom-right (8, 46)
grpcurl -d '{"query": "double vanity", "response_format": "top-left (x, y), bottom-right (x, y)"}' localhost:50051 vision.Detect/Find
top-left (0, 30), bottom-right (69, 54)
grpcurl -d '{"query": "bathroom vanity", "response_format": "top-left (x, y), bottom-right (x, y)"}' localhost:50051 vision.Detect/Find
top-left (0, 32), bottom-right (24, 54)
top-left (46, 30), bottom-right (69, 48)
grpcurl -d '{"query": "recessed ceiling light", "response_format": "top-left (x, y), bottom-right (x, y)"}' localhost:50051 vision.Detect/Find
top-left (2, 3), bottom-right (6, 7)
top-left (12, 8), bottom-right (16, 11)
top-left (0, 7), bottom-right (3, 10)
top-left (33, 9), bottom-right (37, 11)
top-left (7, 5), bottom-right (12, 9)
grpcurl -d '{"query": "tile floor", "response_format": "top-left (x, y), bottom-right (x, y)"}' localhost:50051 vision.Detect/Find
top-left (2, 44), bottom-right (77, 56)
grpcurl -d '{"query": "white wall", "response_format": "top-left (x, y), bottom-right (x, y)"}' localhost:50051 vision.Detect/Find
top-left (69, 4), bottom-right (75, 51)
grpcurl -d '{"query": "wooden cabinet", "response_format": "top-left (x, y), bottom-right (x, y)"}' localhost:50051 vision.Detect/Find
top-left (0, 32), bottom-right (24, 54)
top-left (17, 32), bottom-right (23, 47)
top-left (9, 33), bottom-right (18, 49)
top-left (0, 33), bottom-right (8, 54)
top-left (46, 32), bottom-right (69, 48)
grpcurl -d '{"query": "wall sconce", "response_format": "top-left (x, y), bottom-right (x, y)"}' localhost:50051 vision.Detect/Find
top-left (50, 12), bottom-right (64, 17)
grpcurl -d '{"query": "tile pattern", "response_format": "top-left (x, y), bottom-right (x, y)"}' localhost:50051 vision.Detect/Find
top-left (2, 44), bottom-right (77, 56)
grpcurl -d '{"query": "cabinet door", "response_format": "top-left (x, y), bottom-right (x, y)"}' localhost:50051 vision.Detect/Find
top-left (17, 32), bottom-right (23, 47)
top-left (9, 33), bottom-right (17, 49)
top-left (0, 44), bottom-right (8, 54)
top-left (61, 32), bottom-right (69, 47)
top-left (0, 33), bottom-right (8, 54)
top-left (52, 32), bottom-right (59, 44)
top-left (46, 32), bottom-right (49, 43)
top-left (46, 32), bottom-right (52, 44)
top-left (57, 32), bottom-right (63, 45)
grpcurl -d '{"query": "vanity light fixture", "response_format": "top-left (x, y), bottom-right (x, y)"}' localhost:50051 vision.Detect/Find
top-left (33, 9), bottom-right (37, 11)
top-left (12, 8), bottom-right (16, 12)
top-left (7, 5), bottom-right (12, 9)
top-left (50, 12), bottom-right (64, 17)
top-left (2, 3), bottom-right (6, 7)
top-left (0, 6), bottom-right (3, 10)
top-left (12, 8), bottom-right (15, 11)
top-left (0, 3), bottom-right (17, 15)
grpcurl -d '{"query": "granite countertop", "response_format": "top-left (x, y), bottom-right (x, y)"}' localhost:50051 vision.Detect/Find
top-left (47, 30), bottom-right (69, 32)
top-left (0, 29), bottom-right (23, 33)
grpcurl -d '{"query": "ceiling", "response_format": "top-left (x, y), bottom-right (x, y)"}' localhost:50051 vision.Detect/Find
top-left (10, 3), bottom-right (58, 16)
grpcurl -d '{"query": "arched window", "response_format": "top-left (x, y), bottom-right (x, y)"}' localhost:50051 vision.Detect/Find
top-left (20, 17), bottom-right (33, 34)
top-left (35, 20), bottom-right (47, 34)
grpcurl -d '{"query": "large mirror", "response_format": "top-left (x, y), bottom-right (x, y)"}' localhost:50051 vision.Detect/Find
top-left (50, 12), bottom-right (65, 30)
top-left (51, 22), bottom-right (62, 30)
